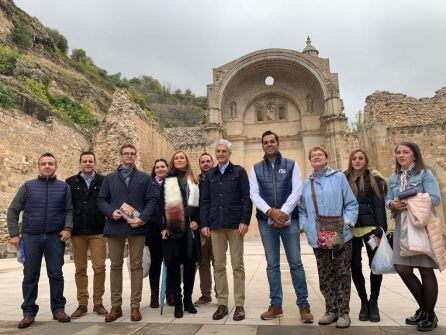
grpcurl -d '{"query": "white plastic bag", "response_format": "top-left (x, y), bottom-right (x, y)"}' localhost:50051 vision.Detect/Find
top-left (371, 231), bottom-right (395, 275)
top-left (127, 245), bottom-right (151, 278)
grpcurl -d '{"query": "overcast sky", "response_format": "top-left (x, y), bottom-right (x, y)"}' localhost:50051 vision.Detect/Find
top-left (15, 0), bottom-right (446, 120)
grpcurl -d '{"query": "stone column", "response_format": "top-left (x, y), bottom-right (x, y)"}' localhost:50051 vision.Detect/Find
top-left (321, 114), bottom-right (350, 171)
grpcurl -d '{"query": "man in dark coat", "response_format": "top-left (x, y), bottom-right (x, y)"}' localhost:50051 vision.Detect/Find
top-left (65, 151), bottom-right (108, 318)
top-left (194, 153), bottom-right (216, 306)
top-left (200, 139), bottom-right (252, 321)
top-left (7, 153), bottom-right (73, 329)
top-left (97, 144), bottom-right (158, 322)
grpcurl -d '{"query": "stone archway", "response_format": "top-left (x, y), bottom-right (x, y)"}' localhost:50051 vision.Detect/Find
top-left (205, 45), bottom-right (351, 177)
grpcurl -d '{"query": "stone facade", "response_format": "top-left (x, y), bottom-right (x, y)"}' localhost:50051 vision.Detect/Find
top-left (359, 88), bottom-right (446, 232)
top-left (204, 40), bottom-right (353, 179)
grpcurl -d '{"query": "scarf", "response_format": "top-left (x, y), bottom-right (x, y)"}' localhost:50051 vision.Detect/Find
top-left (164, 175), bottom-right (199, 239)
top-left (399, 163), bottom-right (415, 192)
top-left (118, 165), bottom-right (134, 186)
top-left (155, 175), bottom-right (164, 186)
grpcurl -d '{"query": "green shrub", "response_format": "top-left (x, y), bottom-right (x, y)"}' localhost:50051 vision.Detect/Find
top-left (18, 76), bottom-right (51, 105)
top-left (71, 48), bottom-right (87, 63)
top-left (11, 23), bottom-right (33, 49)
top-left (0, 44), bottom-right (19, 75)
top-left (50, 95), bottom-right (98, 130)
top-left (0, 81), bottom-right (17, 108)
top-left (45, 27), bottom-right (68, 54)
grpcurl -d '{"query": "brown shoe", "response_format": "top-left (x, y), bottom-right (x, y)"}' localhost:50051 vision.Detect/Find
top-left (105, 306), bottom-right (122, 323)
top-left (212, 305), bottom-right (228, 320)
top-left (130, 307), bottom-right (142, 322)
top-left (194, 295), bottom-right (212, 306)
top-left (53, 310), bottom-right (71, 323)
top-left (71, 305), bottom-right (87, 318)
top-left (17, 316), bottom-right (35, 329)
top-left (233, 306), bottom-right (245, 321)
top-left (299, 307), bottom-right (314, 323)
top-left (261, 305), bottom-right (283, 320)
top-left (93, 304), bottom-right (108, 316)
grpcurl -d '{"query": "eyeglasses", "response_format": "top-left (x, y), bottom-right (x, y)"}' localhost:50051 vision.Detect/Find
top-left (310, 153), bottom-right (325, 159)
top-left (121, 152), bottom-right (136, 157)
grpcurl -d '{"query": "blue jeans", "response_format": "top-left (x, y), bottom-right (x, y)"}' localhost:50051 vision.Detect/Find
top-left (259, 219), bottom-right (309, 308)
top-left (21, 232), bottom-right (66, 316)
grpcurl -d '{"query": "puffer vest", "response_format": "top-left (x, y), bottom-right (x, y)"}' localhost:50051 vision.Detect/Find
top-left (22, 177), bottom-right (68, 234)
top-left (254, 153), bottom-right (298, 221)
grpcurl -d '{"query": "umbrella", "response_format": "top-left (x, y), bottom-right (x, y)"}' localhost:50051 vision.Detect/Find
top-left (160, 260), bottom-right (167, 315)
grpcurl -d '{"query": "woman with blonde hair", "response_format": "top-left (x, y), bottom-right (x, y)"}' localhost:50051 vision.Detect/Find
top-left (160, 151), bottom-right (200, 318)
top-left (344, 149), bottom-right (387, 323)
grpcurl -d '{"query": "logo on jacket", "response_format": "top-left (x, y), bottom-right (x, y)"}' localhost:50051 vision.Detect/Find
top-left (278, 169), bottom-right (286, 174)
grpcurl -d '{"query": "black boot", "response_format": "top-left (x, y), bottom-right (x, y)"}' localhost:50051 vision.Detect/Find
top-left (184, 298), bottom-right (197, 314)
top-left (417, 312), bottom-right (438, 332)
top-left (406, 308), bottom-right (424, 325)
top-left (368, 299), bottom-right (380, 322)
top-left (174, 303), bottom-right (183, 318)
top-left (359, 300), bottom-right (369, 321)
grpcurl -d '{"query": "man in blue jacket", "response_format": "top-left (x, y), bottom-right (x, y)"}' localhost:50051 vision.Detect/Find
top-left (97, 144), bottom-right (158, 322)
top-left (7, 153), bottom-right (73, 329)
top-left (250, 131), bottom-right (313, 323)
top-left (200, 139), bottom-right (252, 321)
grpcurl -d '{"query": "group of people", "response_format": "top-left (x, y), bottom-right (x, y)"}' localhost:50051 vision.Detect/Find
top-left (6, 131), bottom-right (443, 332)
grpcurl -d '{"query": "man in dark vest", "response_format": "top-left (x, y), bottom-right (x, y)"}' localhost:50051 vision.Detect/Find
top-left (7, 153), bottom-right (73, 329)
top-left (249, 131), bottom-right (313, 323)
top-left (66, 151), bottom-right (108, 318)
top-left (97, 144), bottom-right (158, 322)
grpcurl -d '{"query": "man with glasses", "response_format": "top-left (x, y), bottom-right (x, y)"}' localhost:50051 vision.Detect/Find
top-left (97, 144), bottom-right (158, 322)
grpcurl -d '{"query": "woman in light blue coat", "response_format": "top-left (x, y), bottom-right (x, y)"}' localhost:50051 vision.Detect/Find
top-left (386, 141), bottom-right (441, 332)
top-left (299, 146), bottom-right (358, 328)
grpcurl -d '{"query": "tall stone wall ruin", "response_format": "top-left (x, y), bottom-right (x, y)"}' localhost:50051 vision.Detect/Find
top-left (359, 87), bottom-right (446, 232)
top-left (0, 108), bottom-right (90, 245)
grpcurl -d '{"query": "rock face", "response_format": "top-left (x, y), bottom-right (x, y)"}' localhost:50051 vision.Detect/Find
top-left (94, 90), bottom-right (176, 174)
top-left (0, 0), bottom-right (113, 116)
top-left (359, 87), bottom-right (446, 231)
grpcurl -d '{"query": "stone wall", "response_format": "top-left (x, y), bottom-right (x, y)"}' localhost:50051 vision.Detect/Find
top-left (360, 88), bottom-right (446, 233)
top-left (94, 90), bottom-right (175, 175)
top-left (0, 107), bottom-right (90, 248)
top-left (163, 126), bottom-right (211, 176)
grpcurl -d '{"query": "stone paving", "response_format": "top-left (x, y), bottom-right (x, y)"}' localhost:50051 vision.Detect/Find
top-left (0, 237), bottom-right (444, 334)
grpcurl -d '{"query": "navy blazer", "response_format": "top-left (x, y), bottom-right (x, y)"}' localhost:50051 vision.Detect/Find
top-left (97, 167), bottom-right (158, 237)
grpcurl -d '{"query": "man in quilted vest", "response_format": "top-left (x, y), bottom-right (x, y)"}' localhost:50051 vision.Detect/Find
top-left (249, 131), bottom-right (313, 323)
top-left (7, 153), bottom-right (73, 329)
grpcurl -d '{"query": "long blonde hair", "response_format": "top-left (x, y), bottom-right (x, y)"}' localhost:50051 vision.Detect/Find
top-left (346, 149), bottom-right (387, 199)
top-left (168, 150), bottom-right (198, 184)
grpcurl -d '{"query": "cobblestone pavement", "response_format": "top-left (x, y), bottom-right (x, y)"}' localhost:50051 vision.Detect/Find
top-left (0, 237), bottom-right (444, 334)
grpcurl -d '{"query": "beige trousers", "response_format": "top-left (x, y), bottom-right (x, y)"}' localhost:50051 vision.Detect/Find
top-left (211, 229), bottom-right (245, 306)
top-left (107, 235), bottom-right (145, 308)
top-left (71, 234), bottom-right (107, 306)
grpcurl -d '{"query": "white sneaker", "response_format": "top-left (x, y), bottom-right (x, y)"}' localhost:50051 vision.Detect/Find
top-left (336, 314), bottom-right (351, 328)
top-left (318, 311), bottom-right (338, 325)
